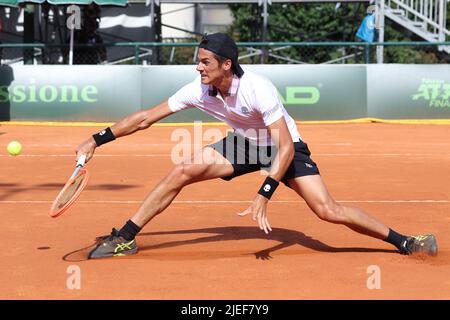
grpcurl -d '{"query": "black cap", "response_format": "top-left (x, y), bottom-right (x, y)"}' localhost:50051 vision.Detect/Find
top-left (199, 33), bottom-right (244, 78)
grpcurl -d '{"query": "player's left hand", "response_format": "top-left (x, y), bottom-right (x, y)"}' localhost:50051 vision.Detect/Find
top-left (237, 194), bottom-right (272, 234)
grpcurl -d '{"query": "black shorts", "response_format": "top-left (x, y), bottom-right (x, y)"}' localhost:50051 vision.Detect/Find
top-left (207, 132), bottom-right (320, 187)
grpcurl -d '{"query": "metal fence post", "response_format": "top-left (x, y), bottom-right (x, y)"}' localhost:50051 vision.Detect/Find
top-left (364, 43), bottom-right (370, 63)
top-left (375, 0), bottom-right (385, 64)
top-left (135, 45), bottom-right (140, 65)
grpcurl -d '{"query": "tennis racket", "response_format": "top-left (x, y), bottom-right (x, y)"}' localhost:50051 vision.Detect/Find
top-left (49, 154), bottom-right (89, 218)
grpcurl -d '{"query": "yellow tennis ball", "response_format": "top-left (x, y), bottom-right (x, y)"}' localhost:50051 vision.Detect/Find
top-left (7, 141), bottom-right (22, 156)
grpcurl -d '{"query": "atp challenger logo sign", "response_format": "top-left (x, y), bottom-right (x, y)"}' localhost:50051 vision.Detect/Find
top-left (412, 79), bottom-right (450, 108)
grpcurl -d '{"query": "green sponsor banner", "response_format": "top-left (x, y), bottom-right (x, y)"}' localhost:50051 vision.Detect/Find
top-left (367, 65), bottom-right (450, 119)
top-left (2, 64), bottom-right (449, 123)
top-left (142, 64), bottom-right (367, 122)
top-left (1, 65), bottom-right (141, 121)
top-left (245, 65), bottom-right (367, 121)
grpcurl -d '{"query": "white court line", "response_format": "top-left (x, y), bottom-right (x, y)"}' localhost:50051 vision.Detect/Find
top-left (22, 143), bottom-right (356, 147)
top-left (1, 153), bottom-right (449, 157)
top-left (0, 154), bottom-right (171, 157)
top-left (0, 200), bottom-right (449, 204)
top-left (24, 143), bottom-right (202, 147)
top-left (13, 142), bottom-right (450, 148)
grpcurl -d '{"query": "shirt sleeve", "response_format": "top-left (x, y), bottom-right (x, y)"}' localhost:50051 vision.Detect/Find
top-left (255, 79), bottom-right (285, 126)
top-left (167, 80), bottom-right (198, 113)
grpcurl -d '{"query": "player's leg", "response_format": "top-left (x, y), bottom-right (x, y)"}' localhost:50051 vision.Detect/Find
top-left (287, 175), bottom-right (389, 239)
top-left (282, 140), bottom-right (437, 256)
top-left (131, 146), bottom-right (234, 227)
top-left (287, 175), bottom-right (438, 256)
top-left (88, 146), bottom-right (234, 259)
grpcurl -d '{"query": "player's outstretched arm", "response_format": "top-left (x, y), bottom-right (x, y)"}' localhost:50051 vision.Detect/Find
top-left (75, 101), bottom-right (174, 162)
top-left (110, 101), bottom-right (174, 137)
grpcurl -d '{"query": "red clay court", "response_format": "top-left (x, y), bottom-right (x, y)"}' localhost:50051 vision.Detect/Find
top-left (0, 122), bottom-right (449, 299)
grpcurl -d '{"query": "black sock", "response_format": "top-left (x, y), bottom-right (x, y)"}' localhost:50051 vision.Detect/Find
top-left (118, 220), bottom-right (141, 241)
top-left (384, 228), bottom-right (408, 250)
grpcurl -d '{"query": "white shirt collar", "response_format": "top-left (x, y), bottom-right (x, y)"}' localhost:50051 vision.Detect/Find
top-left (208, 74), bottom-right (240, 97)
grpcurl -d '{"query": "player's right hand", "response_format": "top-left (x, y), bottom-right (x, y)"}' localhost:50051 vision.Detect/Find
top-left (75, 137), bottom-right (97, 163)
top-left (237, 194), bottom-right (272, 234)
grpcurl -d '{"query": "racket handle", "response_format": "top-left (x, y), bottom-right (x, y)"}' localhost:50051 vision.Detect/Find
top-left (77, 154), bottom-right (87, 167)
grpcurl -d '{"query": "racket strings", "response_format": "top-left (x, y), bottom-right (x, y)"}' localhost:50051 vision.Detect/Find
top-left (56, 173), bottom-right (86, 209)
top-left (49, 167), bottom-right (89, 218)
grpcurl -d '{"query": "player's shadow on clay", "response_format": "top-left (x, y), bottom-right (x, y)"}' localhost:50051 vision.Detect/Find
top-left (137, 227), bottom-right (397, 260)
top-left (62, 226), bottom-right (396, 262)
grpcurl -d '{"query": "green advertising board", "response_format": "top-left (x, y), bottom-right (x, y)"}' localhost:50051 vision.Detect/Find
top-left (142, 64), bottom-right (367, 122)
top-left (1, 64), bottom-right (449, 122)
top-left (0, 65), bottom-right (141, 121)
top-left (245, 65), bottom-right (367, 121)
top-left (367, 65), bottom-right (450, 119)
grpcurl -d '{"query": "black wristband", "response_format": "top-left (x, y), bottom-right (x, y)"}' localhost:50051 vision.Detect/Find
top-left (92, 127), bottom-right (116, 147)
top-left (258, 176), bottom-right (279, 200)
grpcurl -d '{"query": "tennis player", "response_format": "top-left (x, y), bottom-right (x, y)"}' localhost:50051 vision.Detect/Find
top-left (76, 33), bottom-right (437, 259)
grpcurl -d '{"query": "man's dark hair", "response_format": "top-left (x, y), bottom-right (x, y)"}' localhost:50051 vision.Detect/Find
top-left (212, 53), bottom-right (229, 66)
top-left (198, 33), bottom-right (244, 77)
